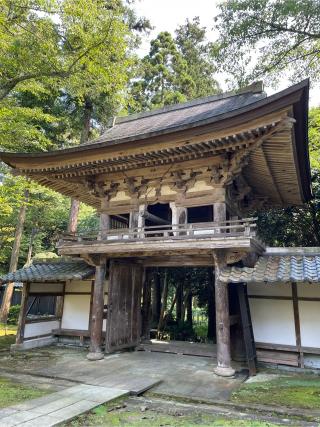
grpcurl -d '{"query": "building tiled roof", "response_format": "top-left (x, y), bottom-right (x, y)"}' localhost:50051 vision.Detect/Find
top-left (92, 84), bottom-right (266, 144)
top-left (0, 261), bottom-right (95, 283)
top-left (220, 250), bottom-right (320, 284)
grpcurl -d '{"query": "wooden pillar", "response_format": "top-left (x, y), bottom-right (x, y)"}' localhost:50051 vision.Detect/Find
top-left (130, 204), bottom-right (145, 237)
top-left (87, 256), bottom-right (107, 361)
top-left (16, 282), bottom-right (30, 345)
top-left (214, 202), bottom-right (226, 234)
top-left (170, 202), bottom-right (187, 235)
top-left (99, 213), bottom-right (111, 240)
top-left (213, 250), bottom-right (235, 377)
top-left (292, 282), bottom-right (304, 368)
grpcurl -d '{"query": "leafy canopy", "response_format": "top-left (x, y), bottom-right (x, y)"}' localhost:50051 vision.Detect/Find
top-left (0, 0), bottom-right (134, 152)
top-left (215, 0), bottom-right (320, 86)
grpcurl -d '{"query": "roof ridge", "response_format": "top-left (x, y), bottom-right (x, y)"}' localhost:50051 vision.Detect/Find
top-left (112, 81), bottom-right (265, 126)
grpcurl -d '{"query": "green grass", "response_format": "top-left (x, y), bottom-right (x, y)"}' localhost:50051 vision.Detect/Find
top-left (64, 399), bottom-right (282, 426)
top-left (0, 377), bottom-right (48, 408)
top-left (0, 334), bottom-right (15, 351)
top-left (232, 375), bottom-right (320, 409)
top-left (0, 323), bottom-right (17, 336)
top-left (0, 324), bottom-right (16, 351)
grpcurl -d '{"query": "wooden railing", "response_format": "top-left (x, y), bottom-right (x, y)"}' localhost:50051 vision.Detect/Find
top-left (59, 218), bottom-right (257, 244)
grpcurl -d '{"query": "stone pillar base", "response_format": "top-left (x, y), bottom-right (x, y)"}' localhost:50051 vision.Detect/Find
top-left (87, 351), bottom-right (104, 361)
top-left (214, 366), bottom-right (236, 377)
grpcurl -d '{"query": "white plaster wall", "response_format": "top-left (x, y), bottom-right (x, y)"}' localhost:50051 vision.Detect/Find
top-left (249, 299), bottom-right (296, 345)
top-left (297, 283), bottom-right (320, 298)
top-left (247, 282), bottom-right (292, 297)
top-left (30, 283), bottom-right (64, 293)
top-left (65, 280), bottom-right (92, 293)
top-left (61, 295), bottom-right (90, 330)
top-left (24, 320), bottom-right (60, 338)
top-left (299, 301), bottom-right (320, 348)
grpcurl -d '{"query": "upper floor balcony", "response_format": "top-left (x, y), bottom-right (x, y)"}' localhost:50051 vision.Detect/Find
top-left (57, 218), bottom-right (265, 260)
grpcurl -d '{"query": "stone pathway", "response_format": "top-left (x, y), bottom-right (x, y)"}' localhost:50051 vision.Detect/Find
top-left (0, 379), bottom-right (160, 427)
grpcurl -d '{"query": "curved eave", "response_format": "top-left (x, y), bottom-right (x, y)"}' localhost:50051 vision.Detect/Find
top-left (0, 80), bottom-right (312, 204)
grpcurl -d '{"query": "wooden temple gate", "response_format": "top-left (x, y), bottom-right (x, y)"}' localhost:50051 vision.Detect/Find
top-left (0, 80), bottom-right (312, 376)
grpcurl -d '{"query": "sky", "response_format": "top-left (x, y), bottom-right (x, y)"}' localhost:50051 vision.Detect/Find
top-left (133, 0), bottom-right (320, 107)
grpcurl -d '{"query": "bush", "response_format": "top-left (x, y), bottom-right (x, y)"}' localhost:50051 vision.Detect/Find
top-left (7, 305), bottom-right (21, 325)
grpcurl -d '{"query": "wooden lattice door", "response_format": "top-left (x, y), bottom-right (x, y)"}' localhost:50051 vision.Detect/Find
top-left (105, 260), bottom-right (143, 353)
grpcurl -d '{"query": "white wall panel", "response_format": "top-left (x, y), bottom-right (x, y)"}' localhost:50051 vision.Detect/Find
top-left (65, 280), bottom-right (92, 293)
top-left (61, 295), bottom-right (90, 330)
top-left (249, 299), bottom-right (296, 345)
top-left (297, 283), bottom-right (320, 298)
top-left (247, 282), bottom-right (292, 297)
top-left (30, 283), bottom-right (64, 293)
top-left (24, 320), bottom-right (60, 338)
top-left (299, 301), bottom-right (320, 348)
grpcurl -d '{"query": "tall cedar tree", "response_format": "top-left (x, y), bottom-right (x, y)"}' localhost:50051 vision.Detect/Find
top-left (130, 19), bottom-right (220, 111)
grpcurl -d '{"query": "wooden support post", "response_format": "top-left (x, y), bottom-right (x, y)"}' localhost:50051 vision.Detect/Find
top-left (16, 282), bottom-right (30, 345)
top-left (292, 282), bottom-right (304, 368)
top-left (87, 256), bottom-right (107, 361)
top-left (130, 205), bottom-right (145, 238)
top-left (170, 202), bottom-right (187, 235)
top-left (214, 203), bottom-right (226, 234)
top-left (99, 213), bottom-right (111, 240)
top-left (213, 250), bottom-right (235, 377)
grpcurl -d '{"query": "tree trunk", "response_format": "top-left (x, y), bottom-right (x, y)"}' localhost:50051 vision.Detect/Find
top-left (181, 289), bottom-right (190, 323)
top-left (152, 268), bottom-right (161, 323)
top-left (186, 293), bottom-right (193, 326)
top-left (141, 269), bottom-right (152, 340)
top-left (207, 269), bottom-right (216, 340)
top-left (176, 280), bottom-right (183, 322)
top-left (0, 190), bottom-right (29, 323)
top-left (67, 199), bottom-right (80, 233)
top-left (25, 227), bottom-right (37, 267)
top-left (157, 269), bottom-right (168, 332)
top-left (68, 97), bottom-right (93, 234)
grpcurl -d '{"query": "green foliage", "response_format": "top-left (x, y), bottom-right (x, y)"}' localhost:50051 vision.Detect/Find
top-left (215, 0), bottom-right (320, 86)
top-left (7, 305), bottom-right (20, 325)
top-left (0, 0), bottom-right (147, 273)
top-left (309, 107), bottom-right (320, 170)
top-left (130, 19), bottom-right (220, 111)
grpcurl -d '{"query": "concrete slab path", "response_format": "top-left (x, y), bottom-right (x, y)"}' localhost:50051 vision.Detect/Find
top-left (0, 383), bottom-right (129, 427)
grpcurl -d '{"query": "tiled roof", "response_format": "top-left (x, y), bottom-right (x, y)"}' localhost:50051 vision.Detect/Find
top-left (92, 85), bottom-right (266, 144)
top-left (220, 252), bottom-right (320, 284)
top-left (0, 261), bottom-right (95, 283)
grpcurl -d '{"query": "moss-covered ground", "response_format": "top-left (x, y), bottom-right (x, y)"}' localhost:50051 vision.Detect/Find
top-left (231, 374), bottom-right (320, 409)
top-left (0, 376), bottom-right (48, 408)
top-left (63, 398), bottom-right (282, 427)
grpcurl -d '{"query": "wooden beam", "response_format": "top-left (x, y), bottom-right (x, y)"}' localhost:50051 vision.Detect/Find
top-left (140, 211), bottom-right (170, 225)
